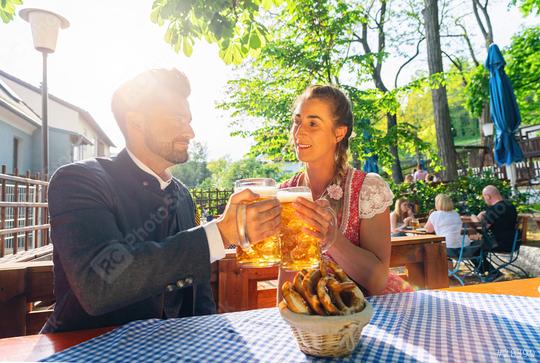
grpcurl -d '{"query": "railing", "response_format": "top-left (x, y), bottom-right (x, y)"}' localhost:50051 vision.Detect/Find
top-left (457, 160), bottom-right (540, 184)
top-left (0, 166), bottom-right (49, 258)
top-left (191, 188), bottom-right (233, 219)
top-left (0, 165), bottom-right (233, 259)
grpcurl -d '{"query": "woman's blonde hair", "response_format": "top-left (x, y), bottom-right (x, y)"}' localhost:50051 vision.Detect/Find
top-left (435, 194), bottom-right (454, 211)
top-left (393, 197), bottom-right (410, 222)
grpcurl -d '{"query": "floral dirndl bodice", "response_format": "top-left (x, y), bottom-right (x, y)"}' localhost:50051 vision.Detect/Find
top-left (280, 167), bottom-right (414, 295)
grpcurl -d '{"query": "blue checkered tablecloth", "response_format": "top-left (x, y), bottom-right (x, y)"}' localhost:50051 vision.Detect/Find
top-left (41, 291), bottom-right (540, 362)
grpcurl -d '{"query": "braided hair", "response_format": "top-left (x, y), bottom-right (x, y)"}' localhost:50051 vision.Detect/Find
top-left (292, 85), bottom-right (354, 185)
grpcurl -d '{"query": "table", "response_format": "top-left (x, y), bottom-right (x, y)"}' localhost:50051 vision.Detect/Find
top-left (388, 235), bottom-right (448, 289)
top-left (218, 235), bottom-right (449, 312)
top-left (443, 277), bottom-right (540, 297)
top-left (2, 289), bottom-right (538, 362)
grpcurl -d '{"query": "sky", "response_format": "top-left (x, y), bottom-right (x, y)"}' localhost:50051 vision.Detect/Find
top-left (0, 0), bottom-right (537, 161)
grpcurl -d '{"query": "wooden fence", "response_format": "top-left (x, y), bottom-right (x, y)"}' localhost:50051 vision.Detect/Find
top-left (0, 166), bottom-right (49, 258)
top-left (0, 165), bottom-right (233, 259)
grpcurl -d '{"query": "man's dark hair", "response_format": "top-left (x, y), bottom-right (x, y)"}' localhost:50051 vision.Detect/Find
top-left (111, 68), bottom-right (191, 135)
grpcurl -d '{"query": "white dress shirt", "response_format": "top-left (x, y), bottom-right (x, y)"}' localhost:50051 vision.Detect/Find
top-left (126, 149), bottom-right (226, 262)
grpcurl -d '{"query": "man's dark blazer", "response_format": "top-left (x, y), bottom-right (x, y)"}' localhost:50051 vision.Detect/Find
top-left (41, 149), bottom-right (216, 333)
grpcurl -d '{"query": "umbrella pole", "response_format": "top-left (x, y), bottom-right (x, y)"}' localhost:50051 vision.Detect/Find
top-left (505, 163), bottom-right (518, 195)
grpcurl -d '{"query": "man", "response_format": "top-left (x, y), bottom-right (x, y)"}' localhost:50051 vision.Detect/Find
top-left (472, 185), bottom-right (518, 252)
top-left (42, 68), bottom-right (281, 333)
top-left (471, 185), bottom-right (517, 279)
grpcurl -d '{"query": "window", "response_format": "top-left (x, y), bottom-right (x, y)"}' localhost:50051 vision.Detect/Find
top-left (72, 144), bottom-right (84, 162)
top-left (12, 137), bottom-right (19, 172)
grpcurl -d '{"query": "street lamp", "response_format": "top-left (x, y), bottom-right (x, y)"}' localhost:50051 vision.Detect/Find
top-left (19, 8), bottom-right (69, 181)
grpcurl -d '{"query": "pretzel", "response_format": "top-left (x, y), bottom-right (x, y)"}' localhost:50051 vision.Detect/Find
top-left (282, 281), bottom-right (311, 314)
top-left (326, 260), bottom-right (350, 282)
top-left (300, 269), bottom-right (326, 315)
top-left (280, 261), bottom-right (366, 316)
top-left (325, 260), bottom-right (366, 313)
top-left (293, 269), bottom-right (307, 294)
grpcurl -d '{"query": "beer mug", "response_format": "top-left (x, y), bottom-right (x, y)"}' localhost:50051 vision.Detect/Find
top-left (234, 178), bottom-right (281, 267)
top-left (277, 186), bottom-right (337, 271)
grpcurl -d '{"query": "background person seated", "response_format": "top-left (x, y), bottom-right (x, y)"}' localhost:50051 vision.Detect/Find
top-left (390, 197), bottom-right (415, 237)
top-left (404, 174), bottom-right (414, 184)
top-left (413, 163), bottom-right (428, 182)
top-left (470, 185), bottom-right (517, 280)
top-left (424, 173), bottom-right (436, 183)
top-left (424, 194), bottom-right (475, 258)
top-left (472, 185), bottom-right (518, 253)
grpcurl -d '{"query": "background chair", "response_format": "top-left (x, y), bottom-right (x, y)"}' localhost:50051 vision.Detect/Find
top-left (447, 225), bottom-right (486, 286)
top-left (485, 216), bottom-right (530, 278)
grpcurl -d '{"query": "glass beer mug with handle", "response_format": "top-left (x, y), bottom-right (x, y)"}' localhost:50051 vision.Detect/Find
top-left (234, 178), bottom-right (281, 267)
top-left (277, 186), bottom-right (337, 271)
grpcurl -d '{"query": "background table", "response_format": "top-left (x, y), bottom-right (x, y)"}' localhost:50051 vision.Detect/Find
top-left (219, 235), bottom-right (448, 312)
top-left (11, 290), bottom-right (539, 363)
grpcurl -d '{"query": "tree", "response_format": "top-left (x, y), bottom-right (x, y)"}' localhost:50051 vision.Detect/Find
top-left (170, 141), bottom-right (211, 187)
top-left (423, 0), bottom-right (458, 181)
top-left (153, 0), bottom-right (444, 182)
top-left (150, 0), bottom-right (283, 64)
top-left (0, 0), bottom-right (22, 23)
top-left (510, 0), bottom-right (540, 15)
top-left (464, 25), bottom-right (540, 126)
top-left (505, 26), bottom-right (540, 125)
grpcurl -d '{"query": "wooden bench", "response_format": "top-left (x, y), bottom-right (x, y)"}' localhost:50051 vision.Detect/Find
top-left (0, 244), bottom-right (53, 265)
top-left (0, 257), bottom-right (220, 338)
top-left (0, 261), bottom-right (54, 338)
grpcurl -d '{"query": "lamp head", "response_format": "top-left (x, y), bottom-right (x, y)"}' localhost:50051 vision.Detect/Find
top-left (19, 8), bottom-right (69, 53)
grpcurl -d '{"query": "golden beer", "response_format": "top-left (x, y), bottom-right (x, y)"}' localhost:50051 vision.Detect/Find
top-left (235, 179), bottom-right (281, 267)
top-left (277, 188), bottom-right (321, 271)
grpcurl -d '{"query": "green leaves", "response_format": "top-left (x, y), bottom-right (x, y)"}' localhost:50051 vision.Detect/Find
top-left (510, 0), bottom-right (540, 16)
top-left (464, 65), bottom-right (489, 119)
top-left (505, 26), bottom-right (540, 125)
top-left (0, 0), bottom-right (22, 23)
top-left (151, 0), bottom-right (282, 63)
top-left (389, 170), bottom-right (528, 215)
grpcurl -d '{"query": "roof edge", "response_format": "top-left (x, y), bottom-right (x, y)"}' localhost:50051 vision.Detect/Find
top-left (0, 69), bottom-right (116, 147)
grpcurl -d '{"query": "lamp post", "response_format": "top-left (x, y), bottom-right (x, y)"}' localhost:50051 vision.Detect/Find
top-left (19, 8), bottom-right (69, 181)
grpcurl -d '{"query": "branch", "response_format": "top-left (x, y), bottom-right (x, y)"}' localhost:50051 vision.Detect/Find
top-left (442, 50), bottom-right (468, 85)
top-left (472, 0), bottom-right (493, 47)
top-left (441, 33), bottom-right (469, 38)
top-left (478, 0), bottom-right (493, 45)
top-left (394, 36), bottom-right (425, 88)
top-left (456, 21), bottom-right (479, 66)
top-left (472, 0), bottom-right (488, 41)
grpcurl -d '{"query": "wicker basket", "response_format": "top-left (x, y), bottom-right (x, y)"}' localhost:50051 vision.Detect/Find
top-left (279, 301), bottom-right (374, 357)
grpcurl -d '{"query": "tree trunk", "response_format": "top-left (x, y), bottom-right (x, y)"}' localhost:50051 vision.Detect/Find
top-left (423, 0), bottom-right (458, 181)
top-left (387, 113), bottom-right (404, 183)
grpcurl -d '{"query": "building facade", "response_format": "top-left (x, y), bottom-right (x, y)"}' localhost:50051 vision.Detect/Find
top-left (0, 69), bottom-right (114, 177)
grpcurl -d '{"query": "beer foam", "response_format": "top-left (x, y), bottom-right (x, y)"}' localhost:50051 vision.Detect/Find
top-left (276, 191), bottom-right (313, 203)
top-left (236, 185), bottom-right (277, 197)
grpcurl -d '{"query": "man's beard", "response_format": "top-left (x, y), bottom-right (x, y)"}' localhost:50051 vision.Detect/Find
top-left (144, 133), bottom-right (189, 164)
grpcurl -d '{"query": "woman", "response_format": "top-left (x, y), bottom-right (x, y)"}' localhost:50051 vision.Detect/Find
top-left (390, 197), bottom-right (415, 236)
top-left (413, 163), bottom-right (428, 182)
top-left (424, 194), bottom-right (472, 257)
top-left (279, 85), bottom-right (413, 296)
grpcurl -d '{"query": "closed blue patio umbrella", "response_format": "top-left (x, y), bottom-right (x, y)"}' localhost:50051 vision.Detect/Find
top-left (363, 155), bottom-right (379, 174)
top-left (361, 120), bottom-right (379, 173)
top-left (485, 43), bottom-right (524, 187)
